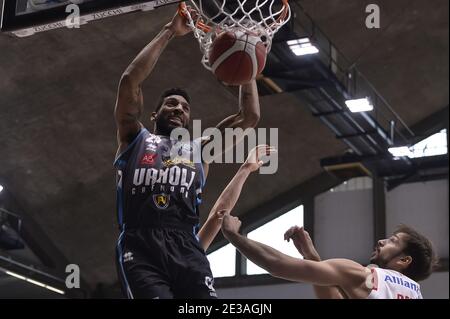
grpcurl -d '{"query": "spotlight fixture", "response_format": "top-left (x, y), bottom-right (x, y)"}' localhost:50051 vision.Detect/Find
top-left (388, 146), bottom-right (413, 158)
top-left (287, 38), bottom-right (319, 56)
top-left (1, 268), bottom-right (65, 295)
top-left (345, 97), bottom-right (374, 113)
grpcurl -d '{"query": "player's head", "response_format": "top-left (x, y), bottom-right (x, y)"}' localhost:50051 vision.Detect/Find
top-left (370, 225), bottom-right (438, 281)
top-left (152, 88), bottom-right (191, 136)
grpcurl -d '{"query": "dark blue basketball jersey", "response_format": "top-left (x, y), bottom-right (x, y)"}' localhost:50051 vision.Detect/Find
top-left (114, 128), bottom-right (205, 232)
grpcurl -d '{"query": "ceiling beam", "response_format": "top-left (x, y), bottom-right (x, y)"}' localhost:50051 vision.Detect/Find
top-left (408, 106), bottom-right (449, 144)
top-left (1, 190), bottom-right (67, 270)
top-left (0, 189), bottom-right (92, 297)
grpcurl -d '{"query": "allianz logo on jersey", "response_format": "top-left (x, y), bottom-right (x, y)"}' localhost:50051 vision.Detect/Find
top-left (132, 166), bottom-right (196, 198)
top-left (384, 274), bottom-right (420, 292)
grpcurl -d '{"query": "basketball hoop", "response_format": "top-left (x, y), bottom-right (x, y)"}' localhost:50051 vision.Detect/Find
top-left (178, 0), bottom-right (291, 70)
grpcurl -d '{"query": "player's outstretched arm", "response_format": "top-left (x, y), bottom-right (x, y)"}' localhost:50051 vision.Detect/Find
top-left (284, 226), bottom-right (346, 299)
top-left (222, 214), bottom-right (367, 288)
top-left (114, 11), bottom-right (191, 149)
top-left (198, 145), bottom-right (276, 251)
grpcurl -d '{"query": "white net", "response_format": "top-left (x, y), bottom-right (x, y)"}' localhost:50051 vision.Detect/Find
top-left (179, 0), bottom-right (291, 70)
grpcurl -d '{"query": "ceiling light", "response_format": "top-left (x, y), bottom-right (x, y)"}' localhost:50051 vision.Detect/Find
top-left (388, 146), bottom-right (413, 158)
top-left (3, 270), bottom-right (65, 295)
top-left (0, 185), bottom-right (3, 193)
top-left (288, 38), bottom-right (319, 56)
top-left (345, 97), bottom-right (374, 112)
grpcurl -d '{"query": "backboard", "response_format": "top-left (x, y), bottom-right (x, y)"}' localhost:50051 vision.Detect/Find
top-left (1, 0), bottom-right (181, 37)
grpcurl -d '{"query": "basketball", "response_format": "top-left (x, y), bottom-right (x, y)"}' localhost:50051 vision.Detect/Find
top-left (209, 30), bottom-right (268, 86)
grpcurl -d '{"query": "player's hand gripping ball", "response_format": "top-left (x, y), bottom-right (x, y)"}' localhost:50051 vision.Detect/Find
top-left (209, 29), bottom-right (268, 86)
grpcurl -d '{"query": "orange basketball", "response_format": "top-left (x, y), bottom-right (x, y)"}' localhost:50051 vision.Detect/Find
top-left (209, 30), bottom-right (267, 86)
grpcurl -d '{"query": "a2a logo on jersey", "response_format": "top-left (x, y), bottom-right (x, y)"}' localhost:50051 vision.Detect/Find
top-left (140, 153), bottom-right (157, 165)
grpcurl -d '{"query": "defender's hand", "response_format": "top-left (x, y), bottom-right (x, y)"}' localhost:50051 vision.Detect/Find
top-left (221, 215), bottom-right (242, 239)
top-left (284, 226), bottom-right (321, 261)
top-left (243, 145), bottom-right (277, 172)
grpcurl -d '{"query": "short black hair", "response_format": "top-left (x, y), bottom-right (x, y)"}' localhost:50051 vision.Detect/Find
top-left (394, 225), bottom-right (439, 281)
top-left (154, 88), bottom-right (191, 113)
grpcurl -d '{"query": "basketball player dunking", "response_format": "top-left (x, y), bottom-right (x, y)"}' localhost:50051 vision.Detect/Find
top-left (114, 11), bottom-right (260, 299)
top-left (221, 215), bottom-right (437, 299)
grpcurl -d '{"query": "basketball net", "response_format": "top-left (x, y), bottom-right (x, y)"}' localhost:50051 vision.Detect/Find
top-left (178, 0), bottom-right (291, 70)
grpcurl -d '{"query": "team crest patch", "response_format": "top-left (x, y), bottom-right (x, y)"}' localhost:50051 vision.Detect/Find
top-left (153, 194), bottom-right (170, 209)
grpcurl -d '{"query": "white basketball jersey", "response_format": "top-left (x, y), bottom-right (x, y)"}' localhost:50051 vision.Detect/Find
top-left (367, 267), bottom-right (423, 299)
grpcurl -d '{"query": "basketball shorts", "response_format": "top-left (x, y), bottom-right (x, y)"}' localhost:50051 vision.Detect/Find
top-left (116, 226), bottom-right (217, 299)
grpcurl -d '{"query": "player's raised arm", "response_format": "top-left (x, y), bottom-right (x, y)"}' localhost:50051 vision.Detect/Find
top-left (198, 145), bottom-right (276, 251)
top-left (201, 80), bottom-right (261, 177)
top-left (114, 12), bottom-right (191, 148)
top-left (214, 80), bottom-right (261, 133)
